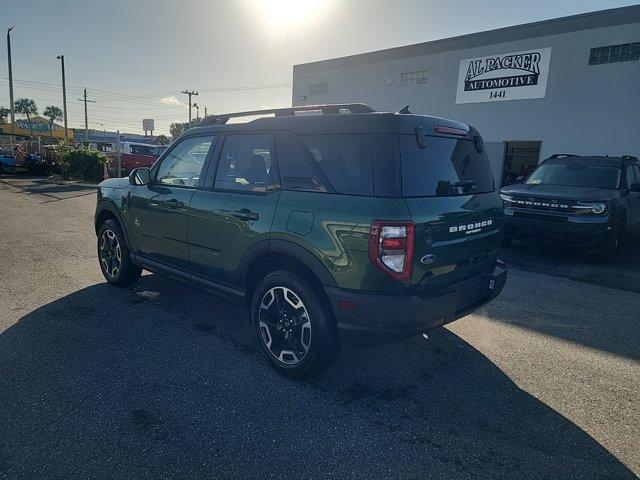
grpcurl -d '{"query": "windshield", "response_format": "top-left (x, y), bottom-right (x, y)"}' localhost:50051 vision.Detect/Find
top-left (401, 135), bottom-right (494, 197)
top-left (526, 161), bottom-right (620, 189)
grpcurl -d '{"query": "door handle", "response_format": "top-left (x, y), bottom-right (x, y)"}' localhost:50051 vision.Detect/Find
top-left (232, 209), bottom-right (260, 221)
top-left (167, 199), bottom-right (185, 209)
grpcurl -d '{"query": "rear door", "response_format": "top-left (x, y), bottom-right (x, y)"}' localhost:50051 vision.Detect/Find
top-left (187, 132), bottom-right (280, 287)
top-left (400, 133), bottom-right (503, 288)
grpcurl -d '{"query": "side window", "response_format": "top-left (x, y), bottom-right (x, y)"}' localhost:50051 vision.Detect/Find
top-left (299, 134), bottom-right (374, 196)
top-left (275, 131), bottom-right (329, 192)
top-left (155, 136), bottom-right (214, 187)
top-left (214, 134), bottom-right (273, 192)
top-left (626, 166), bottom-right (637, 188)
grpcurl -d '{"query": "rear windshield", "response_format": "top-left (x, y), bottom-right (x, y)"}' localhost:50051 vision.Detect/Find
top-left (526, 160), bottom-right (621, 189)
top-left (401, 135), bottom-right (494, 197)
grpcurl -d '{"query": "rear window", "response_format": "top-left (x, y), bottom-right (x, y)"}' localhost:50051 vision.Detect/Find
top-left (526, 161), bottom-right (621, 189)
top-left (401, 135), bottom-right (494, 197)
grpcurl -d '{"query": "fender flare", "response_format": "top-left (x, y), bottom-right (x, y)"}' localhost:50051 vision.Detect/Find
top-left (238, 239), bottom-right (337, 287)
top-left (95, 199), bottom-right (133, 251)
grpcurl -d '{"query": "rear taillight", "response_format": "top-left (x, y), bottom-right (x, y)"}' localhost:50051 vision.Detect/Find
top-left (368, 221), bottom-right (415, 281)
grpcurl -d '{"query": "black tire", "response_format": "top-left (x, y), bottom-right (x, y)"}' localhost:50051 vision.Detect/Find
top-left (97, 219), bottom-right (141, 286)
top-left (598, 225), bottom-right (624, 264)
top-left (251, 270), bottom-right (341, 378)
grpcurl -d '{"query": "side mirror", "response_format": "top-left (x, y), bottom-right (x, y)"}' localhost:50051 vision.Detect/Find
top-left (514, 175), bottom-right (525, 184)
top-left (129, 167), bottom-right (150, 186)
top-left (630, 182), bottom-right (640, 193)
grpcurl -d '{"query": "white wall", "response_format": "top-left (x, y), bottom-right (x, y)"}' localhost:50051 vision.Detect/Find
top-left (293, 22), bottom-right (640, 162)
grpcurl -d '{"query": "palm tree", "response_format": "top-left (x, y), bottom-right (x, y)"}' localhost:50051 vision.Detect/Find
top-left (43, 106), bottom-right (63, 137)
top-left (14, 98), bottom-right (38, 136)
top-left (0, 107), bottom-right (10, 125)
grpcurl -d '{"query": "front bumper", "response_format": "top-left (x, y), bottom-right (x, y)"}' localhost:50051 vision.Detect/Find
top-left (504, 209), bottom-right (611, 248)
top-left (326, 261), bottom-right (507, 344)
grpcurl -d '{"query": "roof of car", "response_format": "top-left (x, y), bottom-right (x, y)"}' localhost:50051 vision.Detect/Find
top-left (543, 155), bottom-right (637, 167)
top-left (186, 105), bottom-right (477, 136)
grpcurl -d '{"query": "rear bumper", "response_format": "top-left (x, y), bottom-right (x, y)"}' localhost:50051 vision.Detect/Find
top-left (326, 261), bottom-right (507, 344)
top-left (504, 210), bottom-right (611, 248)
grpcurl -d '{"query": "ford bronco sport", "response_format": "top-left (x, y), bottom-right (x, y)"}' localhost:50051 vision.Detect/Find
top-left (501, 154), bottom-right (640, 262)
top-left (94, 104), bottom-right (507, 377)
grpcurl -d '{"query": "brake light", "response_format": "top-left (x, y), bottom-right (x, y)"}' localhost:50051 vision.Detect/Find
top-left (368, 221), bottom-right (415, 281)
top-left (433, 125), bottom-right (469, 137)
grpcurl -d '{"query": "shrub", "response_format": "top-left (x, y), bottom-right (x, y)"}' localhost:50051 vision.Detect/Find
top-left (57, 143), bottom-right (110, 182)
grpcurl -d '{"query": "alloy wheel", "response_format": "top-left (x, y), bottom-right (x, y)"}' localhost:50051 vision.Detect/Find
top-left (99, 229), bottom-right (122, 279)
top-left (259, 286), bottom-right (312, 365)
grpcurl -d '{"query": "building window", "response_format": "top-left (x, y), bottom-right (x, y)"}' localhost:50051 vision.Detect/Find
top-left (400, 70), bottom-right (427, 86)
top-left (588, 42), bottom-right (640, 65)
top-left (309, 82), bottom-right (328, 96)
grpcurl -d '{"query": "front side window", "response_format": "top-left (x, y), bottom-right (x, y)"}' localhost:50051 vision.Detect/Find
top-left (131, 144), bottom-right (155, 156)
top-left (526, 159), bottom-right (621, 189)
top-left (155, 136), bottom-right (214, 187)
top-left (214, 134), bottom-right (273, 192)
top-left (401, 135), bottom-right (494, 197)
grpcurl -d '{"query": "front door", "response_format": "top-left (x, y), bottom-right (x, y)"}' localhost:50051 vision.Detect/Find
top-left (626, 164), bottom-right (640, 228)
top-left (128, 135), bottom-right (216, 271)
top-left (188, 133), bottom-right (280, 287)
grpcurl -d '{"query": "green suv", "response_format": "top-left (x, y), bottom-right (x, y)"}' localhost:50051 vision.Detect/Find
top-left (94, 104), bottom-right (507, 376)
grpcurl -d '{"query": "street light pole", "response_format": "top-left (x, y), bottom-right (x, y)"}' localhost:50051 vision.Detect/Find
top-left (56, 54), bottom-right (68, 140)
top-left (6, 26), bottom-right (16, 148)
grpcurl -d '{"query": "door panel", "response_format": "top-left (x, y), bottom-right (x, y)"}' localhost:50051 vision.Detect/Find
top-left (129, 185), bottom-right (196, 270)
top-left (188, 190), bottom-right (280, 285)
top-left (187, 132), bottom-right (280, 287)
top-left (128, 135), bottom-right (216, 270)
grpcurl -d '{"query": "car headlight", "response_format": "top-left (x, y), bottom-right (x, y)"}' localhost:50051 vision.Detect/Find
top-left (500, 193), bottom-right (515, 205)
top-left (575, 201), bottom-right (607, 214)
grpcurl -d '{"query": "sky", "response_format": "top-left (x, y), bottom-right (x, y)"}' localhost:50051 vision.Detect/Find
top-left (1, 0), bottom-right (637, 136)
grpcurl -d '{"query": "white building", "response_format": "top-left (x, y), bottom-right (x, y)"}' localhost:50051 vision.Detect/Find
top-left (292, 5), bottom-right (640, 185)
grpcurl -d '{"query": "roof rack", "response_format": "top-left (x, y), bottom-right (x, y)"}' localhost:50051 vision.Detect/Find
top-left (548, 153), bottom-right (578, 159)
top-left (622, 155), bottom-right (639, 162)
top-left (200, 103), bottom-right (376, 126)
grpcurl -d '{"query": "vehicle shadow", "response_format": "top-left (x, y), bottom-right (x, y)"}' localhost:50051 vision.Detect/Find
top-left (501, 237), bottom-right (640, 294)
top-left (0, 274), bottom-right (635, 479)
top-left (0, 177), bottom-right (95, 202)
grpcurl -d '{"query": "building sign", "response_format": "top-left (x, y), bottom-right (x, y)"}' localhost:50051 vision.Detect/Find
top-left (0, 116), bottom-right (73, 139)
top-left (455, 48), bottom-right (552, 104)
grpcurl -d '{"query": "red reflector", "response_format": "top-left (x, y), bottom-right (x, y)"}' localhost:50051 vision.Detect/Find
top-left (381, 237), bottom-right (406, 250)
top-left (433, 125), bottom-right (469, 136)
top-left (338, 300), bottom-right (357, 311)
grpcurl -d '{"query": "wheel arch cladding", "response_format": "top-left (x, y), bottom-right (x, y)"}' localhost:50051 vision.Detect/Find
top-left (95, 202), bottom-right (132, 251)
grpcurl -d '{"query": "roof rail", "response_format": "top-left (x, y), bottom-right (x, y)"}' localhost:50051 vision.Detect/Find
top-left (200, 103), bottom-right (376, 126)
top-left (548, 153), bottom-right (579, 159)
top-left (622, 155), bottom-right (639, 162)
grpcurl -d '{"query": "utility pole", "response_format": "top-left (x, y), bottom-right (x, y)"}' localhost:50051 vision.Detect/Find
top-left (181, 90), bottom-right (198, 128)
top-left (77, 88), bottom-right (95, 143)
top-left (204, 106), bottom-right (207, 119)
top-left (6, 26), bottom-right (16, 148)
top-left (56, 54), bottom-right (68, 139)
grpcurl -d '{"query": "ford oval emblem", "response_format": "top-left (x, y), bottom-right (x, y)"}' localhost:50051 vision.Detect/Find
top-left (420, 254), bottom-right (437, 265)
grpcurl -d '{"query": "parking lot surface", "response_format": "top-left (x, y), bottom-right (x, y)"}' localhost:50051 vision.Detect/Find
top-left (1, 177), bottom-right (638, 479)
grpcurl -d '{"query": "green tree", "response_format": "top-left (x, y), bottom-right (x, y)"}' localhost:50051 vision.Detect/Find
top-left (0, 107), bottom-right (9, 125)
top-left (169, 122), bottom-right (188, 140)
top-left (43, 105), bottom-right (63, 137)
top-left (155, 134), bottom-right (169, 146)
top-left (14, 98), bottom-right (38, 136)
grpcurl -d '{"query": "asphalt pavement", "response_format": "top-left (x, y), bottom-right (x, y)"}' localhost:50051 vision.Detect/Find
top-left (0, 177), bottom-right (638, 479)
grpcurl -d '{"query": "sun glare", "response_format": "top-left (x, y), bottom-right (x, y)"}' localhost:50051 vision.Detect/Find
top-left (252, 0), bottom-right (330, 28)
